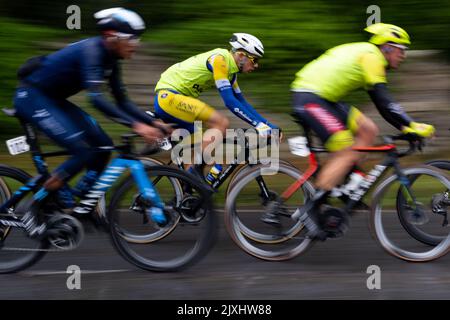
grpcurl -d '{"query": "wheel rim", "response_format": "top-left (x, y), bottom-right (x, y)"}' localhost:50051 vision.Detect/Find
top-left (372, 167), bottom-right (450, 262)
top-left (225, 164), bottom-right (314, 261)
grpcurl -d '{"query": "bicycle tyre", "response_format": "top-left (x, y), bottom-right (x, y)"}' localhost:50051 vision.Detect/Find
top-left (115, 157), bottom-right (184, 243)
top-left (396, 160), bottom-right (450, 246)
top-left (370, 165), bottom-right (450, 262)
top-left (0, 164), bottom-right (48, 273)
top-left (224, 162), bottom-right (315, 261)
top-left (108, 165), bottom-right (217, 272)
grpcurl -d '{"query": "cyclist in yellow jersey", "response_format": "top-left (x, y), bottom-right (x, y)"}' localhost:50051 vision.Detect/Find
top-left (154, 33), bottom-right (280, 152)
top-left (289, 23), bottom-right (435, 239)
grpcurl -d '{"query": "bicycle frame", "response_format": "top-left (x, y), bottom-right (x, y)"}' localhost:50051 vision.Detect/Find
top-left (166, 134), bottom-right (258, 190)
top-left (0, 121), bottom-right (165, 228)
top-left (281, 130), bottom-right (418, 214)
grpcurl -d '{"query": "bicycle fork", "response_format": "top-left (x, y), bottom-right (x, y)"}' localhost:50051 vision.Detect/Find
top-left (128, 160), bottom-right (167, 226)
top-left (393, 163), bottom-right (430, 225)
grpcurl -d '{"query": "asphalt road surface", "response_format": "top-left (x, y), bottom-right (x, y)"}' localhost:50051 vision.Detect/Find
top-left (1, 208), bottom-right (449, 300)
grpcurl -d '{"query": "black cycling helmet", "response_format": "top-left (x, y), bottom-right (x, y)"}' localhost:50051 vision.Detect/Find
top-left (94, 7), bottom-right (146, 36)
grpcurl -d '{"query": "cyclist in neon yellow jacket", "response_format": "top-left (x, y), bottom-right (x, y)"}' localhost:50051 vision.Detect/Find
top-left (289, 23), bottom-right (435, 238)
top-left (154, 33), bottom-right (279, 149)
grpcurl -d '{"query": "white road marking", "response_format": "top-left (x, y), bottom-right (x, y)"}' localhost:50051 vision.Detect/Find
top-left (22, 269), bottom-right (130, 276)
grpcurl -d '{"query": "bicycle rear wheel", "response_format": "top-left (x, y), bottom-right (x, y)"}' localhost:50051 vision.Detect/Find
top-left (0, 164), bottom-right (48, 273)
top-left (370, 165), bottom-right (450, 262)
top-left (108, 165), bottom-right (217, 272)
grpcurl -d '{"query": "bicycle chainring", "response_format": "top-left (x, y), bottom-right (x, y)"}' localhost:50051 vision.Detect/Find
top-left (45, 214), bottom-right (84, 250)
top-left (178, 195), bottom-right (205, 223)
top-left (319, 206), bottom-right (350, 239)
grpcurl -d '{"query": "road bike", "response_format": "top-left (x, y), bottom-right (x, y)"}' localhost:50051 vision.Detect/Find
top-left (224, 124), bottom-right (450, 262)
top-left (135, 128), bottom-right (299, 243)
top-left (0, 108), bottom-right (216, 273)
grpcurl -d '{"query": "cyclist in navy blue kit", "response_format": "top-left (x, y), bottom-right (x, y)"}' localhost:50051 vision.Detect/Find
top-left (13, 7), bottom-right (171, 209)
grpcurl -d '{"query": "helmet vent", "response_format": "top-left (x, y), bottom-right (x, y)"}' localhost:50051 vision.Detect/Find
top-left (242, 38), bottom-right (249, 43)
top-left (392, 31), bottom-right (401, 39)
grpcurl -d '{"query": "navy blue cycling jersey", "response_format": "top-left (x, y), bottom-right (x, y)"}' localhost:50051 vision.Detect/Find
top-left (24, 36), bottom-right (152, 127)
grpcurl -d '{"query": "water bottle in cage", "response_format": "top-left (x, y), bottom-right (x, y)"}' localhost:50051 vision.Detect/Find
top-left (205, 164), bottom-right (223, 185)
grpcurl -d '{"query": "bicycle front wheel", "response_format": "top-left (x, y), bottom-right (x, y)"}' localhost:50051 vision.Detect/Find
top-left (108, 165), bottom-right (217, 272)
top-left (114, 156), bottom-right (184, 243)
top-left (396, 160), bottom-right (450, 246)
top-left (370, 165), bottom-right (450, 262)
top-left (224, 162), bottom-right (315, 261)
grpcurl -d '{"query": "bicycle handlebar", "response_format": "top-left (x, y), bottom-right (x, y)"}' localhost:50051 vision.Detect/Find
top-left (384, 133), bottom-right (425, 157)
top-left (117, 133), bottom-right (162, 157)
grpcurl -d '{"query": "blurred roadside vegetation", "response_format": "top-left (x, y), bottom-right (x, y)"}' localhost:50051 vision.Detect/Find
top-left (0, 1), bottom-right (448, 153)
top-left (2, 1), bottom-right (449, 112)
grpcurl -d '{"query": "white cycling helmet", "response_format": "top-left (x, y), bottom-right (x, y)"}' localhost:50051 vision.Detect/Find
top-left (94, 7), bottom-right (146, 36)
top-left (229, 33), bottom-right (264, 58)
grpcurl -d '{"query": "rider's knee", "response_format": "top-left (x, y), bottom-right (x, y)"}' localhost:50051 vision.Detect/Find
top-left (208, 112), bottom-right (229, 135)
top-left (219, 116), bottom-right (230, 133)
top-left (362, 118), bottom-right (379, 138)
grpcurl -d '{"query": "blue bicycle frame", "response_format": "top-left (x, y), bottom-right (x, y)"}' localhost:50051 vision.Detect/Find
top-left (0, 154), bottom-right (165, 226)
top-left (72, 157), bottom-right (164, 215)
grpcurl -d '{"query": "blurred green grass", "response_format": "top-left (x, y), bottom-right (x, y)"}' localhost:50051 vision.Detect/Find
top-left (0, 18), bottom-right (72, 138)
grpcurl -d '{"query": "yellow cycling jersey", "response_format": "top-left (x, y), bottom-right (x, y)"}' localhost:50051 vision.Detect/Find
top-left (291, 42), bottom-right (388, 102)
top-left (155, 48), bottom-right (240, 97)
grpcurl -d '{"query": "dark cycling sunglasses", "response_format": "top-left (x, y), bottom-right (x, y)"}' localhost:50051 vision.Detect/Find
top-left (241, 52), bottom-right (259, 65)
